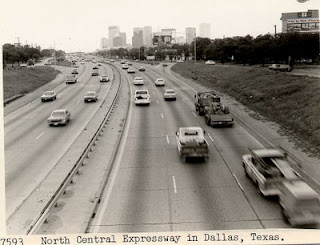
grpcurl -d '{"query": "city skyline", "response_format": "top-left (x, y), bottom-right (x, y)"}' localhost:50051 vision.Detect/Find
top-left (1, 0), bottom-right (319, 52)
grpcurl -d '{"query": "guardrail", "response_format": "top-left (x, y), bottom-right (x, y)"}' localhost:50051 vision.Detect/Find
top-left (26, 63), bottom-right (123, 234)
top-left (3, 94), bottom-right (24, 106)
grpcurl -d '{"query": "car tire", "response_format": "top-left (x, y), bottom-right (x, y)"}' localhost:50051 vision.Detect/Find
top-left (41, 99), bottom-right (45, 102)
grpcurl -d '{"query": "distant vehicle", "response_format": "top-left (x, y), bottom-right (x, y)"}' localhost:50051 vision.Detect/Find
top-left (91, 70), bottom-right (99, 76)
top-left (122, 64), bottom-right (129, 69)
top-left (120, 60), bottom-right (126, 64)
top-left (97, 63), bottom-right (102, 66)
top-left (110, 59), bottom-right (115, 62)
top-left (176, 60), bottom-right (184, 63)
top-left (133, 77), bottom-right (144, 85)
top-left (205, 60), bottom-right (216, 65)
top-left (269, 64), bottom-right (292, 72)
top-left (127, 67), bottom-right (135, 73)
top-left (279, 180), bottom-right (320, 226)
top-left (162, 63), bottom-right (168, 67)
top-left (134, 89), bottom-right (150, 106)
top-left (127, 62), bottom-right (132, 66)
top-left (19, 63), bottom-right (27, 67)
top-left (242, 148), bottom-right (300, 196)
top-left (71, 68), bottom-right (78, 74)
top-left (92, 66), bottom-right (99, 70)
top-left (100, 75), bottom-right (110, 82)
top-left (176, 127), bottom-right (209, 160)
top-left (164, 89), bottom-right (176, 101)
top-left (41, 91), bottom-right (57, 102)
top-left (138, 66), bottom-right (146, 71)
top-left (84, 91), bottom-right (98, 103)
top-left (47, 109), bottom-right (71, 126)
top-left (155, 78), bottom-right (165, 86)
top-left (65, 75), bottom-right (77, 84)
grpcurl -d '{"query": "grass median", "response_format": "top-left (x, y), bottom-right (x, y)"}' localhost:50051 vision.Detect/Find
top-left (172, 62), bottom-right (320, 154)
top-left (3, 66), bottom-right (60, 100)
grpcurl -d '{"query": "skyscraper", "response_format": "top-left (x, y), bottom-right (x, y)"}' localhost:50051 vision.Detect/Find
top-left (143, 26), bottom-right (152, 47)
top-left (108, 26), bottom-right (120, 48)
top-left (199, 23), bottom-right (211, 38)
top-left (185, 27), bottom-right (196, 44)
top-left (100, 38), bottom-right (107, 49)
top-left (132, 28), bottom-right (143, 48)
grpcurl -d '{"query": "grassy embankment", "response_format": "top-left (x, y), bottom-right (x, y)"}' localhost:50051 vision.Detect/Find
top-left (3, 66), bottom-right (60, 100)
top-left (172, 63), bottom-right (320, 154)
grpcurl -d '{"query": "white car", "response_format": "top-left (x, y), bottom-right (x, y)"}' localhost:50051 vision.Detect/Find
top-left (133, 77), bottom-right (144, 85)
top-left (164, 89), bottom-right (176, 101)
top-left (155, 78), bottom-right (165, 86)
top-left (100, 75), bottom-right (110, 82)
top-left (84, 91), bottom-right (98, 103)
top-left (127, 67), bottom-right (135, 73)
top-left (122, 64), bottom-right (129, 69)
top-left (134, 89), bottom-right (150, 106)
top-left (41, 91), bottom-right (57, 102)
top-left (47, 109), bottom-right (71, 126)
top-left (205, 60), bottom-right (216, 65)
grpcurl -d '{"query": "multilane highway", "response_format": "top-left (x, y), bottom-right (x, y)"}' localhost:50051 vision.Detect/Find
top-left (4, 59), bottom-right (319, 234)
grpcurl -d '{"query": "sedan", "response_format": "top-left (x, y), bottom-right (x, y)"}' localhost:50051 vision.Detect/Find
top-left (48, 109), bottom-right (71, 126)
top-left (127, 67), bottom-right (135, 73)
top-left (133, 77), bottom-right (144, 85)
top-left (164, 89), bottom-right (176, 101)
top-left (205, 60), bottom-right (216, 65)
top-left (155, 78), bottom-right (165, 86)
top-left (138, 66), bottom-right (146, 71)
top-left (84, 91), bottom-right (98, 103)
top-left (100, 75), bottom-right (110, 82)
top-left (41, 91), bottom-right (57, 102)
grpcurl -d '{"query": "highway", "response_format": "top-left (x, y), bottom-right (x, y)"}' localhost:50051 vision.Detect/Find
top-left (4, 60), bottom-right (320, 234)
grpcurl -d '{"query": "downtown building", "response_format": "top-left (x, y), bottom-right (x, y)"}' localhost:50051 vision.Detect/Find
top-left (186, 27), bottom-right (196, 44)
top-left (199, 23), bottom-right (211, 38)
top-left (107, 26), bottom-right (127, 48)
top-left (281, 9), bottom-right (319, 34)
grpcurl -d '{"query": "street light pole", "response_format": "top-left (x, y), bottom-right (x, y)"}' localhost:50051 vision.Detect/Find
top-left (194, 34), bottom-right (197, 80)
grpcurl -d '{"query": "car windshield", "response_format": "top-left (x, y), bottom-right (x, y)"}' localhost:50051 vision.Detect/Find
top-left (101, 75), bottom-right (107, 78)
top-left (157, 79), bottom-right (164, 81)
top-left (136, 91), bottom-right (147, 95)
top-left (51, 111), bottom-right (65, 117)
top-left (166, 90), bottom-right (175, 94)
top-left (44, 92), bottom-right (54, 95)
top-left (135, 77), bottom-right (142, 80)
top-left (87, 92), bottom-right (95, 96)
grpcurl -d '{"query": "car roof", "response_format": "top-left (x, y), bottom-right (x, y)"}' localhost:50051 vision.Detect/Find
top-left (52, 109), bottom-right (67, 113)
top-left (251, 149), bottom-right (284, 158)
top-left (135, 89), bottom-right (148, 93)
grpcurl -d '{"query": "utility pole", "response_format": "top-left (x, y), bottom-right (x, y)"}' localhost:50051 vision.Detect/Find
top-left (274, 25), bottom-right (277, 37)
top-left (16, 37), bottom-right (21, 46)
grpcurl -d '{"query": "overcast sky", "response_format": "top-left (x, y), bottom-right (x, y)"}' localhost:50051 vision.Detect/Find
top-left (0, 0), bottom-right (319, 52)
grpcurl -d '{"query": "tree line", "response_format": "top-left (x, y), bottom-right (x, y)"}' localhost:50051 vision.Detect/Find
top-left (2, 43), bottom-right (66, 67)
top-left (96, 32), bottom-right (319, 65)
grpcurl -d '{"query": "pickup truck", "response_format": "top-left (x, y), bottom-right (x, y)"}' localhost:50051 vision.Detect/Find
top-left (134, 89), bottom-right (150, 106)
top-left (176, 127), bottom-right (209, 160)
top-left (242, 148), bottom-right (300, 196)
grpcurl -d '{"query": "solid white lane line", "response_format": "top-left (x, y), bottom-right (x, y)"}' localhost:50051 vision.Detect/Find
top-left (166, 135), bottom-right (170, 144)
top-left (161, 113), bottom-right (164, 119)
top-left (208, 133), bottom-right (214, 142)
top-left (192, 112), bottom-right (197, 117)
top-left (157, 100), bottom-right (159, 104)
top-left (172, 176), bottom-right (177, 193)
top-left (36, 132), bottom-right (45, 140)
top-left (233, 173), bottom-right (244, 191)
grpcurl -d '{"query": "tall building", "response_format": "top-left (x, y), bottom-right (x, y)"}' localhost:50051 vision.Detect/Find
top-left (132, 29), bottom-right (143, 48)
top-left (185, 27), bottom-right (196, 44)
top-left (199, 23), bottom-right (211, 38)
top-left (143, 26), bottom-right (152, 47)
top-left (100, 38), bottom-right (107, 49)
top-left (281, 9), bottom-right (319, 34)
top-left (108, 26), bottom-right (120, 48)
top-left (120, 32), bottom-right (127, 46)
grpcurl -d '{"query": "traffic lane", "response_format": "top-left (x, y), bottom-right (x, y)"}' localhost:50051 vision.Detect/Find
top-left (96, 90), bottom-right (173, 233)
top-left (145, 66), bottom-right (289, 228)
top-left (5, 66), bottom-right (115, 217)
top-left (4, 63), bottom-right (93, 132)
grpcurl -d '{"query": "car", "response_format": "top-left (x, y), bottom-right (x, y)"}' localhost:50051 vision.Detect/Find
top-left (120, 60), bottom-right (126, 64)
top-left (242, 148), bottom-right (300, 196)
top-left (133, 77), bottom-right (144, 85)
top-left (122, 64), bottom-right (129, 69)
top-left (71, 68), bottom-right (78, 74)
top-left (91, 70), bottom-right (99, 76)
top-left (110, 59), bottom-right (115, 62)
top-left (127, 67), bottom-right (135, 73)
top-left (19, 63), bottom-right (27, 67)
top-left (162, 63), bottom-right (168, 67)
top-left (47, 109), bottom-right (71, 126)
top-left (100, 75), bottom-right (110, 82)
top-left (65, 75), bottom-right (77, 84)
top-left (41, 91), bottom-right (57, 102)
top-left (138, 66), bottom-right (146, 71)
top-left (97, 63), bottom-right (102, 66)
top-left (164, 89), bottom-right (176, 101)
top-left (205, 60), bottom-right (216, 65)
top-left (127, 62), bottom-right (132, 66)
top-left (279, 180), bottom-right (320, 226)
top-left (134, 89), bottom-right (150, 106)
top-left (155, 78), bottom-right (165, 86)
top-left (176, 60), bottom-right (184, 63)
top-left (92, 66), bottom-right (99, 70)
top-left (84, 91), bottom-right (98, 102)
top-left (269, 64), bottom-right (292, 72)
